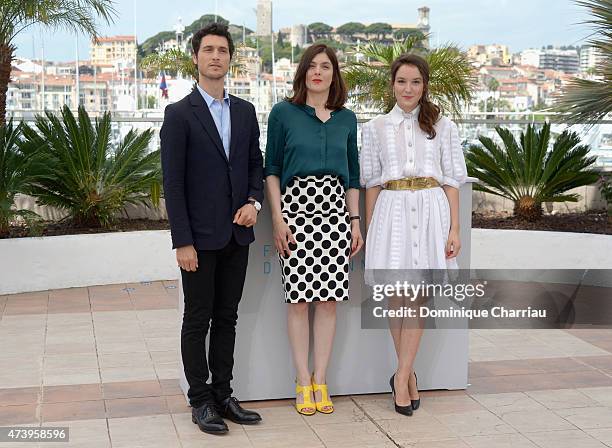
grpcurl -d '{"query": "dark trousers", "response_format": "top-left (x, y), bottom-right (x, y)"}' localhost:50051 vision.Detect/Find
top-left (180, 236), bottom-right (249, 407)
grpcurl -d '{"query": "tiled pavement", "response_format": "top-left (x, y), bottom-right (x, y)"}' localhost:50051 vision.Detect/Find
top-left (1, 281), bottom-right (612, 447)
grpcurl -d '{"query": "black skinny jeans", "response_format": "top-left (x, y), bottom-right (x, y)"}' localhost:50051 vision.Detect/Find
top-left (180, 237), bottom-right (249, 407)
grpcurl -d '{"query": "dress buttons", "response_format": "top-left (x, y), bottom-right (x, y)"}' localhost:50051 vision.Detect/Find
top-left (409, 159), bottom-right (413, 163)
top-left (412, 224), bottom-right (417, 229)
top-left (411, 207), bottom-right (416, 212)
top-left (408, 142), bottom-right (413, 147)
top-left (413, 242), bottom-right (418, 247)
top-left (414, 260), bottom-right (418, 265)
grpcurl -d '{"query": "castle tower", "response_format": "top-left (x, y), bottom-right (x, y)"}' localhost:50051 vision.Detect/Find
top-left (256, 0), bottom-right (272, 36)
top-left (174, 17), bottom-right (185, 48)
top-left (417, 6), bottom-right (430, 31)
top-left (290, 24), bottom-right (306, 48)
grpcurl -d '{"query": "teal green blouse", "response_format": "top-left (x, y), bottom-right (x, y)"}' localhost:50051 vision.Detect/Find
top-left (264, 100), bottom-right (360, 192)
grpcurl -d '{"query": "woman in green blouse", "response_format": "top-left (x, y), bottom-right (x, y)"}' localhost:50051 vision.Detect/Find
top-left (265, 44), bottom-right (363, 416)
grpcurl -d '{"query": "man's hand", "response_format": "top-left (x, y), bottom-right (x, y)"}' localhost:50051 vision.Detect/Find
top-left (177, 245), bottom-right (198, 271)
top-left (233, 204), bottom-right (258, 227)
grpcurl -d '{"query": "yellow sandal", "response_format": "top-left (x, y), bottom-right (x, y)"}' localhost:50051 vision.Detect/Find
top-left (295, 381), bottom-right (316, 416)
top-left (311, 375), bottom-right (334, 414)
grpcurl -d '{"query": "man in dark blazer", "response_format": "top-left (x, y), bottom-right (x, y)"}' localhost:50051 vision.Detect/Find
top-left (160, 23), bottom-right (263, 435)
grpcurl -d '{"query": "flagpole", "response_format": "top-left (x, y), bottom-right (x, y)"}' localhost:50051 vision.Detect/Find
top-left (41, 41), bottom-right (45, 111)
top-left (75, 38), bottom-right (80, 109)
top-left (270, 1), bottom-right (277, 104)
top-left (94, 61), bottom-right (97, 112)
top-left (134, 0), bottom-right (138, 110)
top-left (159, 71), bottom-right (168, 101)
top-left (255, 36), bottom-right (260, 113)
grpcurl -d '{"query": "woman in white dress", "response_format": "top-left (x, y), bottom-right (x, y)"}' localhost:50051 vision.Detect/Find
top-left (360, 54), bottom-right (467, 416)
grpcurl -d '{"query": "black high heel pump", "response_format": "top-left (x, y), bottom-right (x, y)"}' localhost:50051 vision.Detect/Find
top-left (389, 374), bottom-right (413, 416)
top-left (411, 371), bottom-right (420, 411)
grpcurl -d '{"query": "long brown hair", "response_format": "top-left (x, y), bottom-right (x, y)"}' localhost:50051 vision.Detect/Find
top-left (391, 54), bottom-right (440, 139)
top-left (287, 44), bottom-right (347, 110)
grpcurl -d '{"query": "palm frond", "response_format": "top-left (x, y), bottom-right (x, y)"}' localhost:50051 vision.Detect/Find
top-left (140, 49), bottom-right (197, 80)
top-left (0, 119), bottom-right (42, 232)
top-left (343, 36), bottom-right (476, 115)
top-left (140, 44), bottom-right (250, 81)
top-left (554, 73), bottom-right (612, 124)
top-left (0, 0), bottom-right (116, 45)
top-left (553, 0), bottom-right (612, 125)
top-left (426, 46), bottom-right (477, 117)
top-left (23, 105), bottom-right (160, 227)
top-left (576, 0), bottom-right (612, 44)
top-left (0, 1), bottom-right (116, 124)
top-left (466, 122), bottom-right (599, 220)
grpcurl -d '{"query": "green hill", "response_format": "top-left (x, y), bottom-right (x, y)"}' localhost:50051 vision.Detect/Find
top-left (139, 14), bottom-right (253, 56)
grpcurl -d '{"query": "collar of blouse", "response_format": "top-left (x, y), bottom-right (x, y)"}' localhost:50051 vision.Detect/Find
top-left (389, 103), bottom-right (421, 129)
top-left (297, 102), bottom-right (341, 118)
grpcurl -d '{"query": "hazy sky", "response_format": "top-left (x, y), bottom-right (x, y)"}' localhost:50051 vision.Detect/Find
top-left (13, 0), bottom-right (593, 61)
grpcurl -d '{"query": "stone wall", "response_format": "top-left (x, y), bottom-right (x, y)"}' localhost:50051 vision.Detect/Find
top-left (14, 183), bottom-right (608, 223)
top-left (471, 184), bottom-right (606, 214)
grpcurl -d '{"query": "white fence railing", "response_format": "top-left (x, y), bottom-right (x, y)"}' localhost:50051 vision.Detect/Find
top-left (7, 111), bottom-right (612, 167)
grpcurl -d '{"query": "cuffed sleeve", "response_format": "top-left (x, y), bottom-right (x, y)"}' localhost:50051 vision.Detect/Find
top-left (441, 120), bottom-right (468, 189)
top-left (160, 104), bottom-right (194, 249)
top-left (347, 113), bottom-right (360, 189)
top-left (264, 105), bottom-right (284, 178)
top-left (359, 121), bottom-right (383, 188)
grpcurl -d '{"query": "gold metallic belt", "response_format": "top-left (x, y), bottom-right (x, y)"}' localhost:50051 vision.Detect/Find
top-left (384, 177), bottom-right (440, 191)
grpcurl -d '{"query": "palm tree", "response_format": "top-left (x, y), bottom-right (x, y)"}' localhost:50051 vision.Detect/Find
top-left (140, 48), bottom-right (198, 80)
top-left (554, 0), bottom-right (612, 125)
top-left (343, 34), bottom-right (476, 116)
top-left (486, 77), bottom-right (500, 113)
top-left (0, 119), bottom-right (41, 236)
top-left (0, 0), bottom-right (116, 125)
top-left (140, 44), bottom-right (249, 83)
top-left (466, 123), bottom-right (599, 221)
top-left (20, 106), bottom-right (161, 228)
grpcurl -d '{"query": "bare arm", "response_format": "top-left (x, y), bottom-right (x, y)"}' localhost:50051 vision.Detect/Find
top-left (440, 119), bottom-right (467, 260)
top-left (345, 188), bottom-right (363, 258)
top-left (265, 175), bottom-right (295, 256)
top-left (345, 188), bottom-right (360, 218)
top-left (442, 185), bottom-right (461, 258)
top-left (442, 185), bottom-right (460, 231)
top-left (265, 175), bottom-right (283, 222)
top-left (364, 186), bottom-right (383, 234)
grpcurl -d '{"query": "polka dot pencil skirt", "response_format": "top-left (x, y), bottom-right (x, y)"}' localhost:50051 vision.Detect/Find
top-left (279, 175), bottom-right (351, 304)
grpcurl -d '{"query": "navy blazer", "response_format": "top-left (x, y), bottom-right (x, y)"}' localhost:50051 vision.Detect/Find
top-left (160, 89), bottom-right (264, 250)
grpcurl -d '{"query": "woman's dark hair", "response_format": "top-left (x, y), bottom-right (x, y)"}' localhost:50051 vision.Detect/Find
top-left (191, 23), bottom-right (235, 59)
top-left (391, 53), bottom-right (440, 139)
top-left (287, 44), bottom-right (347, 110)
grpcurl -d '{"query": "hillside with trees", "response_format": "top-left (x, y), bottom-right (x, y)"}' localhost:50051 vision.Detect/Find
top-left (139, 14), bottom-right (252, 56)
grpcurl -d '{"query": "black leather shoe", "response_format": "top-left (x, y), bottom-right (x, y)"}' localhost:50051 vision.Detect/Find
top-left (192, 403), bottom-right (228, 434)
top-left (218, 396), bottom-right (262, 425)
top-left (411, 371), bottom-right (420, 411)
top-left (390, 374), bottom-right (413, 416)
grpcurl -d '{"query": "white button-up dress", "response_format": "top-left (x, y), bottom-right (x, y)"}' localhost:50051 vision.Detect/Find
top-left (360, 104), bottom-right (468, 274)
